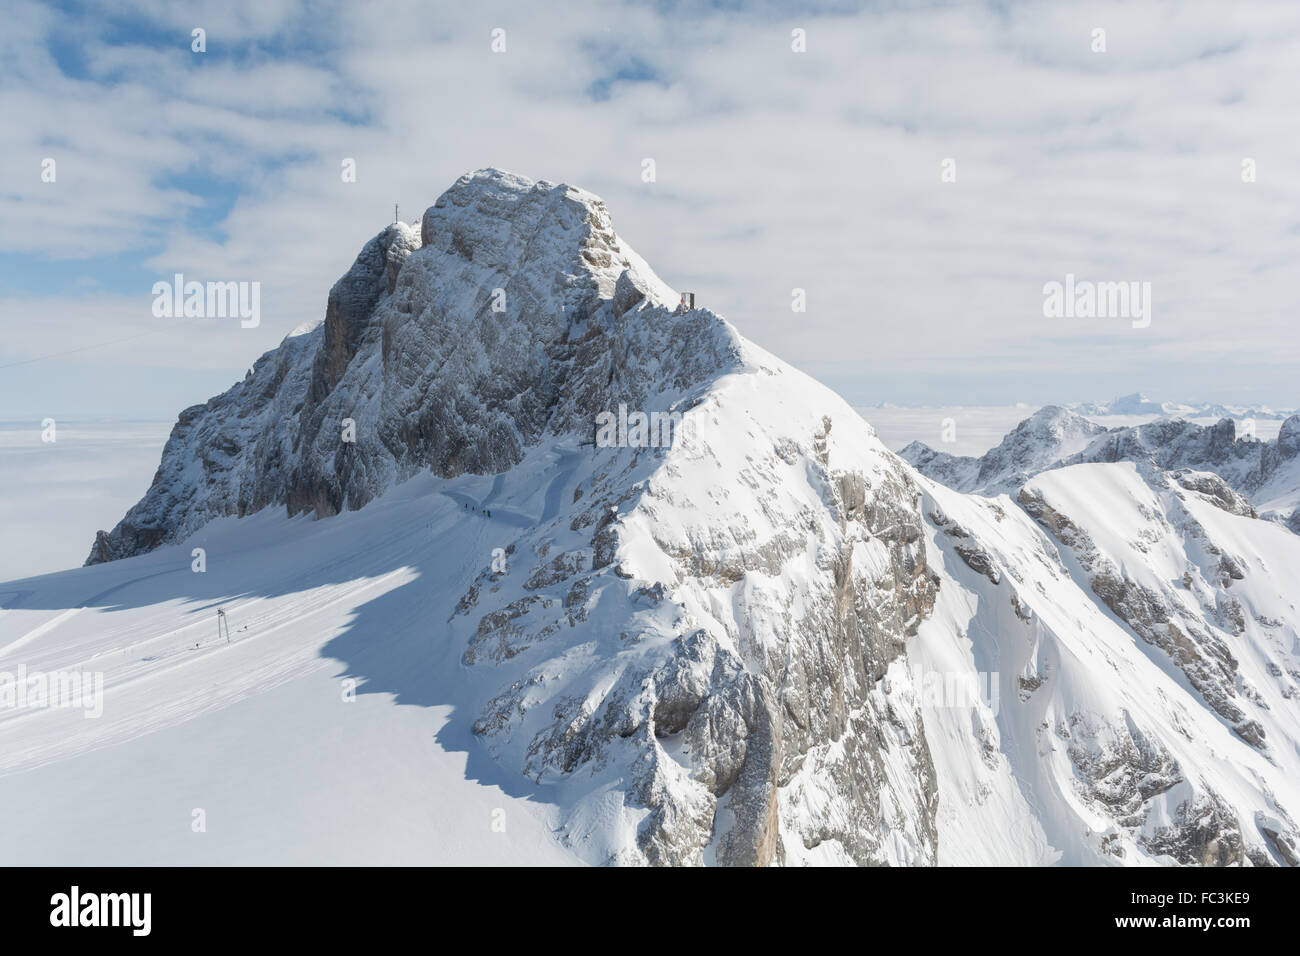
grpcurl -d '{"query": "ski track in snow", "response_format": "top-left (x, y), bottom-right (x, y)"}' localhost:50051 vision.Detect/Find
top-left (0, 475), bottom-right (579, 865)
top-left (441, 445), bottom-right (581, 529)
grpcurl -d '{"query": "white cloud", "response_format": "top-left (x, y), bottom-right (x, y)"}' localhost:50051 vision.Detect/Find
top-left (2, 0), bottom-right (1298, 409)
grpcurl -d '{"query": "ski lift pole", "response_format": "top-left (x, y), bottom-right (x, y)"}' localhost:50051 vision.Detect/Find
top-left (217, 607), bottom-right (230, 644)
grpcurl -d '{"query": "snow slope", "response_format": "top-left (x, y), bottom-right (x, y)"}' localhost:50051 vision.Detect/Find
top-left (913, 463), bottom-right (1300, 865)
top-left (0, 481), bottom-right (579, 864)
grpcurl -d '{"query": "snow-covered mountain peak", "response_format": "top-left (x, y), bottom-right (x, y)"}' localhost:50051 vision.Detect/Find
top-left (898, 405), bottom-right (1107, 495)
top-left (1004, 404), bottom-right (1105, 445)
top-left (417, 167), bottom-right (678, 318)
top-left (72, 169), bottom-right (949, 865)
top-left (1102, 391), bottom-right (1160, 414)
top-left (85, 168), bottom-right (719, 563)
top-left (31, 170), bottom-right (1296, 868)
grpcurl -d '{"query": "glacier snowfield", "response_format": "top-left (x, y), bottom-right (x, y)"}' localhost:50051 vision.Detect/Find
top-left (0, 465), bottom-right (581, 865)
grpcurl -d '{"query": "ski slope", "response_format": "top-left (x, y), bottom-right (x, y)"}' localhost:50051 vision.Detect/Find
top-left (0, 469), bottom-right (580, 865)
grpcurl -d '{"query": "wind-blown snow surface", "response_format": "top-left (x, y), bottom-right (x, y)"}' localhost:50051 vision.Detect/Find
top-left (4, 169), bottom-right (1298, 866)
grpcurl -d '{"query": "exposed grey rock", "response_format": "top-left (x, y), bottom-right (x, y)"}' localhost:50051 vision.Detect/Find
top-left (1063, 710), bottom-right (1182, 829)
top-left (464, 421), bottom-right (941, 865)
top-left (87, 170), bottom-right (684, 563)
top-left (1172, 469), bottom-right (1257, 518)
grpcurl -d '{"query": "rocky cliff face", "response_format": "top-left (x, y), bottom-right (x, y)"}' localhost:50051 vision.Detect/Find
top-left (456, 390), bottom-right (942, 864)
top-left (460, 400), bottom-right (946, 863)
top-left (89, 170), bottom-right (682, 563)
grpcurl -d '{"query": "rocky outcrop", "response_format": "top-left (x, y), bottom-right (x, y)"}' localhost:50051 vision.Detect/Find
top-left (1172, 469), bottom-right (1257, 518)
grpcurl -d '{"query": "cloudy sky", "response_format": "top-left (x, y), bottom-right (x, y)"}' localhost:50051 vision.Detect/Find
top-left (3, 0), bottom-right (1298, 420)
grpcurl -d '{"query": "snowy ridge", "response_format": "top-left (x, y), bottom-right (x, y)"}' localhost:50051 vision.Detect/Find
top-left (899, 405), bottom-right (1108, 495)
top-left (1064, 416), bottom-right (1300, 532)
top-left (453, 345), bottom-right (941, 864)
top-left (916, 463), bottom-right (1300, 865)
top-left (903, 405), bottom-right (1300, 532)
top-left (902, 406), bottom-right (1300, 865)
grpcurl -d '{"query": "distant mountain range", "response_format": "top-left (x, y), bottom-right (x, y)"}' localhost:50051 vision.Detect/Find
top-left (901, 405), bottom-right (1300, 532)
top-left (1070, 392), bottom-right (1295, 421)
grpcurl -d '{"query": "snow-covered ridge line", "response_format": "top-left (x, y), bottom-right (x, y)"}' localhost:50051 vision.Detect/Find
top-left (901, 404), bottom-right (1300, 531)
top-left (897, 399), bottom-right (1300, 865)
top-left (913, 462), bottom-right (1300, 866)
